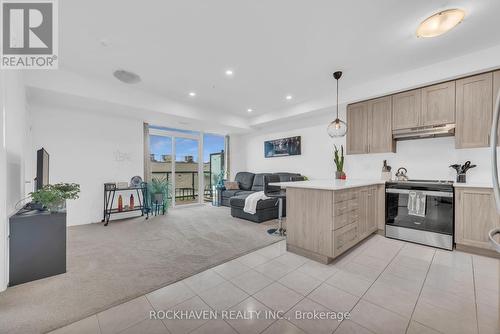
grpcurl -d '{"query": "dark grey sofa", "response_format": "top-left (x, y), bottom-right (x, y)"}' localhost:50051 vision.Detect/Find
top-left (222, 172), bottom-right (304, 223)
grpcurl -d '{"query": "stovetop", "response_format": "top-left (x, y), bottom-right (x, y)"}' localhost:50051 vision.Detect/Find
top-left (386, 179), bottom-right (454, 191)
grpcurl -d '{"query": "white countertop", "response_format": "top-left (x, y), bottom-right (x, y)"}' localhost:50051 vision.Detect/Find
top-left (453, 182), bottom-right (493, 188)
top-left (270, 179), bottom-right (385, 191)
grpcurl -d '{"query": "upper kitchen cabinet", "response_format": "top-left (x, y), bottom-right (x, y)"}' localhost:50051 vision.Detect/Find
top-left (455, 72), bottom-right (493, 149)
top-left (494, 70), bottom-right (500, 142)
top-left (367, 96), bottom-right (395, 153)
top-left (346, 102), bottom-right (369, 154)
top-left (392, 89), bottom-right (421, 130)
top-left (421, 81), bottom-right (456, 126)
top-left (347, 97), bottom-right (395, 155)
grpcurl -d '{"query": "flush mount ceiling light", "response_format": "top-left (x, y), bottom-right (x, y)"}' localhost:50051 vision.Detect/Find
top-left (416, 9), bottom-right (465, 38)
top-left (247, 108), bottom-right (253, 113)
top-left (225, 69), bottom-right (234, 76)
top-left (113, 69), bottom-right (141, 84)
top-left (189, 92), bottom-right (196, 97)
top-left (327, 71), bottom-right (347, 138)
top-left (285, 95), bottom-right (293, 100)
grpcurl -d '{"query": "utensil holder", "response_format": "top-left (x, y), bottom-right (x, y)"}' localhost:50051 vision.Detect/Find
top-left (456, 174), bottom-right (466, 183)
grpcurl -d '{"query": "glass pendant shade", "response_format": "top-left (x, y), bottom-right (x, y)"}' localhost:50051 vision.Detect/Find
top-left (327, 118), bottom-right (347, 137)
top-left (327, 71), bottom-right (347, 137)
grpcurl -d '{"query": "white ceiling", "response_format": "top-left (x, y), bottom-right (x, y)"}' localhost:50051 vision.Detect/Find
top-left (38, 0), bottom-right (500, 126)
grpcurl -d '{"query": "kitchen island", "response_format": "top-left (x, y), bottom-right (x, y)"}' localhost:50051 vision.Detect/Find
top-left (276, 179), bottom-right (386, 264)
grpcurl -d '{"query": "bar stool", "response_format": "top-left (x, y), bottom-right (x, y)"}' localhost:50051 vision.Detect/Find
top-left (264, 174), bottom-right (287, 236)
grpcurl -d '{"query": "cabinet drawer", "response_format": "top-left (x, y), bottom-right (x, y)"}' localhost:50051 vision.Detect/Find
top-left (333, 222), bottom-right (359, 256)
top-left (334, 199), bottom-right (359, 216)
top-left (333, 211), bottom-right (359, 230)
top-left (334, 190), bottom-right (358, 203)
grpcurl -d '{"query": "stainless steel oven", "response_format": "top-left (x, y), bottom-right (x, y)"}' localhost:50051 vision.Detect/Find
top-left (385, 180), bottom-right (454, 250)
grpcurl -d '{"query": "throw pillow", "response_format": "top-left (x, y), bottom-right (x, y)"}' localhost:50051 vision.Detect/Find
top-left (224, 181), bottom-right (239, 190)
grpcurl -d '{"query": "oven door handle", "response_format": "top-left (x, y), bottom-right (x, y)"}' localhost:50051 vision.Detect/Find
top-left (385, 188), bottom-right (453, 198)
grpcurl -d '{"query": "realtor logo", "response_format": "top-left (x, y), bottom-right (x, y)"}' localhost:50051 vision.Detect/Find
top-left (1, 0), bottom-right (58, 69)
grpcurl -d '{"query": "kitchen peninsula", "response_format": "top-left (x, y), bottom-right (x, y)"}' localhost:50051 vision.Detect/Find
top-left (277, 179), bottom-right (386, 264)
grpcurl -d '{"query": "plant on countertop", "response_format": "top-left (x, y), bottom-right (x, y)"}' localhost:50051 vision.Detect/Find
top-left (30, 183), bottom-right (80, 212)
top-left (334, 145), bottom-right (346, 179)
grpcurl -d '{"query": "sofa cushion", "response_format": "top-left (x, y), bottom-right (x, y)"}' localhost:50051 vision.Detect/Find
top-left (222, 190), bottom-right (254, 198)
top-left (234, 172), bottom-right (255, 190)
top-left (230, 194), bottom-right (278, 210)
top-left (224, 181), bottom-right (239, 190)
top-left (251, 173), bottom-right (273, 192)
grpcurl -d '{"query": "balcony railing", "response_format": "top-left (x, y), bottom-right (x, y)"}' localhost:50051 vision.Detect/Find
top-left (151, 171), bottom-right (214, 201)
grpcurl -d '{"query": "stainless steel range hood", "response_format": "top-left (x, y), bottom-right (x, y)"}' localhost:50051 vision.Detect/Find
top-left (392, 124), bottom-right (455, 140)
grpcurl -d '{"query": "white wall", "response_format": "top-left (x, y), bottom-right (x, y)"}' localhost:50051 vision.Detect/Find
top-left (0, 71), bottom-right (30, 291)
top-left (233, 105), bottom-right (494, 185)
top-left (31, 105), bottom-right (144, 226)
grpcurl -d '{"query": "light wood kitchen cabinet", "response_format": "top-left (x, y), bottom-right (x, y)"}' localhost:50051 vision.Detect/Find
top-left (455, 72), bottom-right (493, 148)
top-left (455, 187), bottom-right (500, 250)
top-left (286, 184), bottom-right (382, 263)
top-left (346, 102), bottom-right (368, 154)
top-left (347, 98), bottom-right (394, 155)
top-left (367, 96), bottom-right (395, 153)
top-left (392, 89), bottom-right (421, 130)
top-left (421, 81), bottom-right (456, 126)
top-left (494, 70), bottom-right (500, 143)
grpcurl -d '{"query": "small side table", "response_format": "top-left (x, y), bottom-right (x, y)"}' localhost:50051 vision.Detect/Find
top-left (102, 183), bottom-right (149, 226)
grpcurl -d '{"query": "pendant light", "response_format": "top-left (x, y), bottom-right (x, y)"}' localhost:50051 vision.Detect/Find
top-left (327, 71), bottom-right (347, 137)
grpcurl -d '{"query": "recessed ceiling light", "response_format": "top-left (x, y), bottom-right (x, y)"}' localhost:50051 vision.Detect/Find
top-left (285, 95), bottom-right (293, 100)
top-left (113, 69), bottom-right (141, 84)
top-left (189, 92), bottom-right (196, 97)
top-left (416, 9), bottom-right (465, 38)
top-left (225, 69), bottom-right (234, 76)
top-left (247, 108), bottom-right (253, 113)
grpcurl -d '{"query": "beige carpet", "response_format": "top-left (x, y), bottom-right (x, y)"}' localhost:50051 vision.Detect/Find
top-left (0, 205), bottom-right (282, 334)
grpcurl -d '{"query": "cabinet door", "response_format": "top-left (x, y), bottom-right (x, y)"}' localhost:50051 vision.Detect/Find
top-left (367, 96), bottom-right (395, 153)
top-left (392, 89), bottom-right (421, 130)
top-left (421, 81), bottom-right (456, 126)
top-left (455, 72), bottom-right (493, 149)
top-left (346, 102), bottom-right (368, 155)
top-left (494, 70), bottom-right (500, 144)
top-left (366, 187), bottom-right (378, 233)
top-left (456, 188), bottom-right (500, 250)
top-left (357, 188), bottom-right (368, 237)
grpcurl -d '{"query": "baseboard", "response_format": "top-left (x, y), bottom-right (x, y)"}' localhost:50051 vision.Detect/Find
top-left (455, 244), bottom-right (500, 259)
top-left (286, 244), bottom-right (332, 264)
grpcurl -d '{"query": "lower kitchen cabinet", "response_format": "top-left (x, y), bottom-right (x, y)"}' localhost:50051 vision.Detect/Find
top-left (455, 187), bottom-right (500, 250)
top-left (286, 184), bottom-right (383, 263)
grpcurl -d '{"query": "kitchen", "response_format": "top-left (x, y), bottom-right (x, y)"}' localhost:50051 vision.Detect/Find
top-left (276, 68), bottom-right (500, 263)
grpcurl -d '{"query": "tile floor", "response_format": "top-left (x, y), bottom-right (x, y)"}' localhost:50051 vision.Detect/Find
top-left (50, 235), bottom-right (500, 334)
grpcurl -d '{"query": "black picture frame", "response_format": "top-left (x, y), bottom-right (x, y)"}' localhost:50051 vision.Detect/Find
top-left (264, 136), bottom-right (301, 158)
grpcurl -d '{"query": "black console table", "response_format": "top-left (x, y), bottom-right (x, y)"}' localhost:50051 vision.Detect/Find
top-left (102, 183), bottom-right (149, 226)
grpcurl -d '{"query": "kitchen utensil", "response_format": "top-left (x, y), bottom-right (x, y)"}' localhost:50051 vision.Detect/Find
top-left (461, 161), bottom-right (471, 173)
top-left (449, 164), bottom-right (461, 173)
top-left (462, 164), bottom-right (476, 173)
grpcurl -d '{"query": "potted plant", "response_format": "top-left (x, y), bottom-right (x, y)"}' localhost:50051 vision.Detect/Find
top-left (149, 177), bottom-right (171, 214)
top-left (334, 145), bottom-right (346, 179)
top-left (30, 183), bottom-right (80, 212)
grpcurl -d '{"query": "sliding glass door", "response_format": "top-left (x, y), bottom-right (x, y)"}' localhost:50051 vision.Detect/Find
top-left (174, 137), bottom-right (199, 205)
top-left (149, 127), bottom-right (225, 207)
